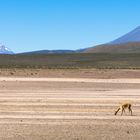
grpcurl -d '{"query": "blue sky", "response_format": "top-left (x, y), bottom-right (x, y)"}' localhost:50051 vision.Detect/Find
top-left (0, 0), bottom-right (139, 53)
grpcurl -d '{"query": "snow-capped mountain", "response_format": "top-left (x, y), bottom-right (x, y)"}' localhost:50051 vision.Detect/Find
top-left (0, 45), bottom-right (14, 54)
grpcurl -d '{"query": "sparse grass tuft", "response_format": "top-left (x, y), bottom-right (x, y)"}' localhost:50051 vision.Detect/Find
top-left (0, 53), bottom-right (139, 69)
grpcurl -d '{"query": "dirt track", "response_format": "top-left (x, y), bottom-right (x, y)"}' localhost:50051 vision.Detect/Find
top-left (0, 77), bottom-right (140, 140)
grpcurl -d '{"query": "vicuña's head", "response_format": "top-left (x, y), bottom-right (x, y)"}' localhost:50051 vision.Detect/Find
top-left (114, 111), bottom-right (117, 115)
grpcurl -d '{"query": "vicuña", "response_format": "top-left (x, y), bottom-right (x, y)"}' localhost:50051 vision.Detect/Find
top-left (114, 103), bottom-right (132, 116)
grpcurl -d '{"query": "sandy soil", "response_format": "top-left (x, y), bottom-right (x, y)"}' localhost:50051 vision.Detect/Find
top-left (0, 76), bottom-right (139, 140)
top-left (1, 68), bottom-right (140, 79)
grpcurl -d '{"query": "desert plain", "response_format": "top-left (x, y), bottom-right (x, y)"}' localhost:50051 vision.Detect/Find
top-left (0, 69), bottom-right (140, 140)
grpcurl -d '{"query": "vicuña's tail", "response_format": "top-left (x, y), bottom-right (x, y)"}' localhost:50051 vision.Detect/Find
top-left (114, 108), bottom-right (120, 115)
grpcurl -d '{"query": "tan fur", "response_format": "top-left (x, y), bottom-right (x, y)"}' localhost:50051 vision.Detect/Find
top-left (114, 103), bottom-right (132, 116)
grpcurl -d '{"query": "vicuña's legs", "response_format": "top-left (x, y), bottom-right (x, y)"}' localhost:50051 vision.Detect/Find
top-left (129, 105), bottom-right (133, 116)
top-left (121, 108), bottom-right (125, 116)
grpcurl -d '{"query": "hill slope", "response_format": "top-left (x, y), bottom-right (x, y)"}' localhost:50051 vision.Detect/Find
top-left (84, 42), bottom-right (140, 53)
top-left (109, 26), bottom-right (140, 44)
top-left (84, 26), bottom-right (140, 53)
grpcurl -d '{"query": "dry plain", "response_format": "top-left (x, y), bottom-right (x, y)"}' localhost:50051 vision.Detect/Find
top-left (0, 70), bottom-right (140, 140)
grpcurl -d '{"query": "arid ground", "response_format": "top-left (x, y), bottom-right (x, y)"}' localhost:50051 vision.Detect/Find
top-left (0, 69), bottom-right (140, 140)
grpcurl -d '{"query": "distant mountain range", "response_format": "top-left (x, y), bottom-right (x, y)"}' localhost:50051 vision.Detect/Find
top-left (22, 26), bottom-right (140, 54)
top-left (2, 26), bottom-right (140, 54)
top-left (20, 50), bottom-right (75, 54)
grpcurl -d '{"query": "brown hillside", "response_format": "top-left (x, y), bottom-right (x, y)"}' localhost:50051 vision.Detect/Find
top-left (83, 42), bottom-right (140, 53)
